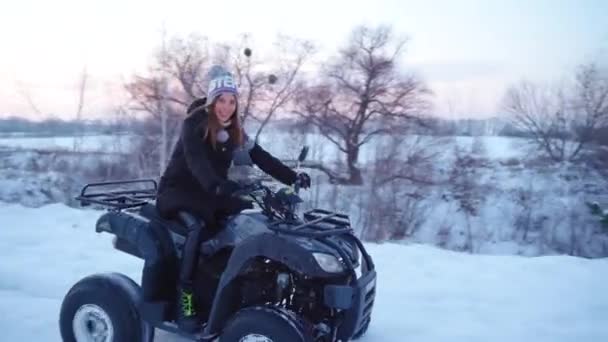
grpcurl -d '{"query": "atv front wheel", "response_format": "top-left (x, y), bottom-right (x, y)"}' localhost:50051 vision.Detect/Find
top-left (59, 273), bottom-right (153, 342)
top-left (220, 306), bottom-right (313, 342)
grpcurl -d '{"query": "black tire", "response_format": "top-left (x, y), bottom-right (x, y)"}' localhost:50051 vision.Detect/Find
top-left (59, 272), bottom-right (154, 342)
top-left (220, 306), bottom-right (313, 342)
top-left (352, 317), bottom-right (371, 340)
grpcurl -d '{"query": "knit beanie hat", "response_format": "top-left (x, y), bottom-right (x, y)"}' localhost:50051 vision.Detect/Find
top-left (205, 65), bottom-right (238, 106)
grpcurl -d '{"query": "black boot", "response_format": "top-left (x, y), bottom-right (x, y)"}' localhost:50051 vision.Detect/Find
top-left (175, 212), bottom-right (205, 333)
top-left (176, 283), bottom-right (201, 333)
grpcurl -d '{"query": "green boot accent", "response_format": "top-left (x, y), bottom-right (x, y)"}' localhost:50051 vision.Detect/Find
top-left (180, 290), bottom-right (196, 317)
top-left (176, 287), bottom-right (200, 333)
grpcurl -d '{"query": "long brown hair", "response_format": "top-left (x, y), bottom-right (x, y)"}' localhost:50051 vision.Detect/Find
top-left (203, 98), bottom-right (244, 150)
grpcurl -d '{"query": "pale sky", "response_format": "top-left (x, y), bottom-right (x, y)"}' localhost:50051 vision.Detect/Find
top-left (0, 0), bottom-right (606, 120)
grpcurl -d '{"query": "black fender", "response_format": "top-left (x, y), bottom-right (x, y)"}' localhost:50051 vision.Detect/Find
top-left (97, 211), bottom-right (179, 302)
top-left (204, 232), bottom-right (334, 335)
top-left (96, 211), bottom-right (174, 263)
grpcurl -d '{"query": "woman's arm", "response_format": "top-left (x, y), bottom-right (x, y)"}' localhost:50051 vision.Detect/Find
top-left (250, 143), bottom-right (298, 185)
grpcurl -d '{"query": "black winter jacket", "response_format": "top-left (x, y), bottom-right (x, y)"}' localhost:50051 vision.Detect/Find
top-left (156, 106), bottom-right (297, 223)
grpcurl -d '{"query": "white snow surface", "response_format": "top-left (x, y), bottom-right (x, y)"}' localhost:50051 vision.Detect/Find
top-left (0, 203), bottom-right (607, 341)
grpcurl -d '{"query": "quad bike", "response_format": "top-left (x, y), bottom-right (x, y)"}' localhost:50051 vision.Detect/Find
top-left (59, 147), bottom-right (376, 342)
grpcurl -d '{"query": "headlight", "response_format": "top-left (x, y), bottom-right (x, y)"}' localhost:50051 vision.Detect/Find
top-left (313, 253), bottom-right (344, 273)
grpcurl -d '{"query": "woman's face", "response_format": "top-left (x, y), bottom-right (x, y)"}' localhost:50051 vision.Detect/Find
top-left (214, 93), bottom-right (237, 123)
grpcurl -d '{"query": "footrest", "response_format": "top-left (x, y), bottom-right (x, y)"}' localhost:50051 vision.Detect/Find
top-left (156, 321), bottom-right (214, 341)
top-left (139, 301), bottom-right (171, 324)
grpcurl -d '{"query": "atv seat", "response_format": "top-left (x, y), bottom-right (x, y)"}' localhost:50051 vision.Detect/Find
top-left (139, 203), bottom-right (195, 236)
top-left (139, 203), bottom-right (228, 258)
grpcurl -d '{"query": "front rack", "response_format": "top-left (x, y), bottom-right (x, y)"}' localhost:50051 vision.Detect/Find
top-left (267, 208), bottom-right (375, 278)
top-left (75, 179), bottom-right (158, 210)
top-left (268, 209), bottom-right (352, 236)
top-left (303, 208), bottom-right (351, 228)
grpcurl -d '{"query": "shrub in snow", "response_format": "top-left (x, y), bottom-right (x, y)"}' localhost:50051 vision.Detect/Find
top-left (587, 202), bottom-right (608, 233)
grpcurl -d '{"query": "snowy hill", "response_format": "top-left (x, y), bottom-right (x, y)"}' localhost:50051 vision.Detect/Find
top-left (0, 203), bottom-right (607, 341)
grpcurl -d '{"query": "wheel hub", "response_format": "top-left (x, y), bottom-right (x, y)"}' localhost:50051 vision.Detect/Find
top-left (72, 304), bottom-right (114, 342)
top-left (239, 334), bottom-right (274, 342)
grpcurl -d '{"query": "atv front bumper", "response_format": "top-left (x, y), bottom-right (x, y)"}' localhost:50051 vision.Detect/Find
top-left (324, 268), bottom-right (377, 340)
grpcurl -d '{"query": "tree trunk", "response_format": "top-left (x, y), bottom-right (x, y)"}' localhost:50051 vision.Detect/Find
top-left (159, 79), bottom-right (168, 177)
top-left (346, 143), bottom-right (363, 185)
top-left (569, 214), bottom-right (578, 256)
top-left (522, 208), bottom-right (531, 243)
top-left (464, 215), bottom-right (474, 253)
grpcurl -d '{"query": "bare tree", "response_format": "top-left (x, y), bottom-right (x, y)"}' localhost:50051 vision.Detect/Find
top-left (503, 63), bottom-right (608, 162)
top-left (254, 36), bottom-right (314, 141)
top-left (294, 25), bottom-right (432, 184)
top-left (225, 34), bottom-right (268, 126)
top-left (16, 81), bottom-right (43, 117)
top-left (571, 63), bottom-right (608, 155)
top-left (222, 35), bottom-right (314, 138)
top-left (16, 68), bottom-right (89, 152)
top-left (72, 66), bottom-right (88, 152)
top-left (123, 31), bottom-right (313, 176)
top-left (588, 202), bottom-right (608, 232)
top-left (373, 135), bottom-right (440, 187)
top-left (448, 145), bottom-right (488, 253)
top-left (356, 134), bottom-right (440, 241)
top-left (124, 33), bottom-right (210, 176)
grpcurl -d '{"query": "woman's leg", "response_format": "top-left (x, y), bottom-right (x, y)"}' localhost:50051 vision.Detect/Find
top-left (174, 205), bottom-right (215, 332)
top-left (157, 191), bottom-right (214, 332)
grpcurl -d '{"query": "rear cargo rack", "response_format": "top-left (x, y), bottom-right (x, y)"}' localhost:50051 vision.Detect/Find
top-left (75, 179), bottom-right (158, 210)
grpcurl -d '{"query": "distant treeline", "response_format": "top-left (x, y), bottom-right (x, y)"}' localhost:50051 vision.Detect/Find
top-left (0, 117), bottom-right (132, 136)
top-left (0, 115), bottom-right (531, 137)
top-left (1, 116), bottom-right (606, 144)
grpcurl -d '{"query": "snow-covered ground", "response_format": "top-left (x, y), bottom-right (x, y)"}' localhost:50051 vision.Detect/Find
top-left (0, 203), bottom-right (607, 341)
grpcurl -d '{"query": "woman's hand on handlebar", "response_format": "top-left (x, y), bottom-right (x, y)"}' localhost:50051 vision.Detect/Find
top-left (295, 172), bottom-right (311, 190)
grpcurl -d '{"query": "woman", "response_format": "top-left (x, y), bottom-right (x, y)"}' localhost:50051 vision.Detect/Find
top-left (155, 66), bottom-right (310, 331)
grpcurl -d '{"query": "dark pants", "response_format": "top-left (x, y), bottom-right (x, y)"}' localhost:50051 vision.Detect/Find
top-left (154, 186), bottom-right (247, 293)
top-left (156, 188), bottom-right (217, 292)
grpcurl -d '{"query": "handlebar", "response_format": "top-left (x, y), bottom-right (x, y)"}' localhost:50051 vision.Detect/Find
top-left (231, 180), bottom-right (266, 197)
top-left (233, 177), bottom-right (305, 198)
top-left (230, 179), bottom-right (307, 221)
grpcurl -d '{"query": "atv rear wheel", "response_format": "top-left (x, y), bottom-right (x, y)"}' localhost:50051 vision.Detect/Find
top-left (59, 273), bottom-right (154, 342)
top-left (220, 306), bottom-right (313, 342)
